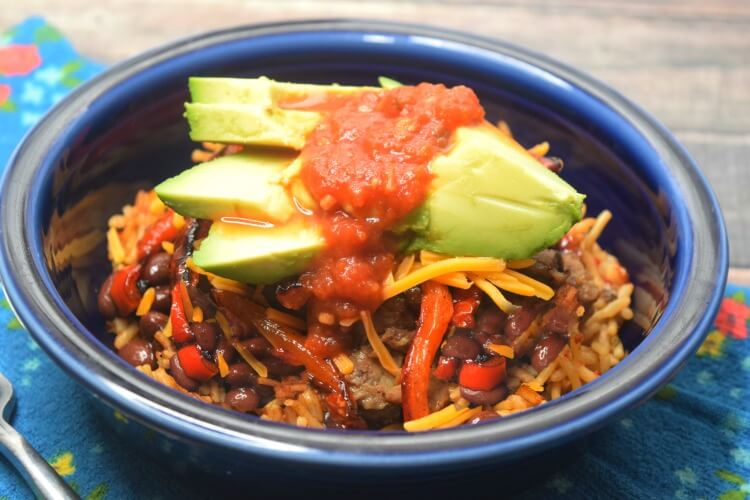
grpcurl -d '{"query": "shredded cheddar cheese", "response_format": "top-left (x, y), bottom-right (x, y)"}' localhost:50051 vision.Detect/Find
top-left (487, 343), bottom-right (514, 359)
top-left (192, 306), bottom-right (204, 323)
top-left (135, 287), bottom-right (155, 316)
top-left (361, 311), bottom-right (400, 377)
top-left (394, 253), bottom-right (416, 280)
top-left (404, 404), bottom-right (460, 432)
top-left (383, 257), bottom-right (505, 300)
top-left (437, 406), bottom-right (483, 429)
top-left (107, 227), bottom-right (125, 265)
top-left (527, 141), bottom-right (549, 158)
top-left (431, 272), bottom-right (472, 289)
top-left (470, 275), bottom-right (517, 314)
top-left (172, 212), bottom-right (186, 230)
top-left (503, 269), bottom-right (554, 300)
top-left (161, 318), bottom-right (172, 338)
top-left (484, 272), bottom-right (536, 297)
top-left (161, 241), bottom-right (174, 255)
top-left (217, 353), bottom-right (229, 378)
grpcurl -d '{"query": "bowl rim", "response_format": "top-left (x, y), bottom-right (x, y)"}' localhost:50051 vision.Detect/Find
top-left (0, 19), bottom-right (728, 469)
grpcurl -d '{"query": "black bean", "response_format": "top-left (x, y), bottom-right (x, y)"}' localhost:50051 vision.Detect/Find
top-left (192, 322), bottom-right (219, 352)
top-left (152, 285), bottom-right (171, 313)
top-left (139, 311), bottom-right (168, 339)
top-left (97, 275), bottom-right (117, 319)
top-left (546, 307), bottom-right (573, 335)
top-left (442, 334), bottom-right (480, 360)
top-left (468, 410), bottom-right (501, 425)
top-left (118, 338), bottom-right (155, 368)
top-left (475, 307), bottom-right (505, 335)
top-left (505, 307), bottom-right (535, 340)
top-left (226, 387), bottom-right (260, 413)
top-left (214, 336), bottom-right (237, 364)
top-left (531, 334), bottom-right (566, 372)
top-left (188, 285), bottom-right (216, 317)
top-left (225, 363), bottom-right (258, 388)
top-left (142, 252), bottom-right (171, 285)
top-left (169, 353), bottom-right (199, 391)
top-left (241, 337), bottom-right (272, 357)
top-left (460, 385), bottom-right (508, 406)
top-left (403, 286), bottom-right (422, 312)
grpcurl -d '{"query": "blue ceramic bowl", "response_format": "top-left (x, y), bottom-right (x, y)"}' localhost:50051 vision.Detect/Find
top-left (0, 20), bottom-right (727, 482)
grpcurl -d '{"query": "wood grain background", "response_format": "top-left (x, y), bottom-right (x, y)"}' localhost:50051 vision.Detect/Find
top-left (3, 1), bottom-right (748, 278)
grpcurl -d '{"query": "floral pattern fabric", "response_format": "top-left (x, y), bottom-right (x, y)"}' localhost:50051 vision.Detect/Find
top-left (0, 16), bottom-right (748, 500)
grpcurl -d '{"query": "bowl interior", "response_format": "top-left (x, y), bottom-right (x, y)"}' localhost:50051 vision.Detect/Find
top-left (41, 31), bottom-right (674, 359)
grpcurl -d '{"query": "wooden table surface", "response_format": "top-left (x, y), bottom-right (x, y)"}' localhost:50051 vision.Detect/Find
top-left (3, 1), bottom-right (749, 281)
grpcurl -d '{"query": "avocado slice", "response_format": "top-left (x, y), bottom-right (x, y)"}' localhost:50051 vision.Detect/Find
top-left (404, 125), bottom-right (585, 259)
top-left (155, 151), bottom-right (297, 223)
top-left (193, 221), bottom-right (324, 284)
top-left (185, 77), bottom-right (375, 149)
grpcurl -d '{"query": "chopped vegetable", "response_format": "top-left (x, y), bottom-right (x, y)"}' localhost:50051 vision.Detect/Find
top-left (177, 344), bottom-right (218, 381)
top-left (169, 284), bottom-right (193, 343)
top-left (401, 282), bottom-right (454, 421)
top-left (459, 357), bottom-right (506, 391)
top-left (432, 356), bottom-right (457, 381)
top-left (110, 264), bottom-right (142, 316)
top-left (136, 210), bottom-right (179, 260)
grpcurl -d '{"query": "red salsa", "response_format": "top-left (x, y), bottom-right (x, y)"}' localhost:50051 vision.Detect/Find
top-left (284, 83), bottom-right (485, 344)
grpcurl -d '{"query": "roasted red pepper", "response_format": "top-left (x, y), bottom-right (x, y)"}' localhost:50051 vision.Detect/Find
top-left (170, 283), bottom-right (193, 343)
top-left (137, 210), bottom-right (179, 260)
top-left (176, 344), bottom-right (218, 381)
top-left (109, 264), bottom-right (142, 316)
top-left (459, 357), bottom-right (506, 391)
top-left (402, 281), bottom-right (454, 421)
top-left (214, 289), bottom-right (365, 428)
top-left (451, 286), bottom-right (482, 328)
top-left (432, 356), bottom-right (457, 381)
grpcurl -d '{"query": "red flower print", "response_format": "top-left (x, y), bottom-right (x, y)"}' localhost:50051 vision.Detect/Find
top-left (0, 84), bottom-right (9, 105)
top-left (714, 297), bottom-right (749, 340)
top-left (0, 44), bottom-right (42, 77)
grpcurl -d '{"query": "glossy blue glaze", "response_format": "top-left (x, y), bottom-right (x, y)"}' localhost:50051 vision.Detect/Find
top-left (0, 21), bottom-right (727, 480)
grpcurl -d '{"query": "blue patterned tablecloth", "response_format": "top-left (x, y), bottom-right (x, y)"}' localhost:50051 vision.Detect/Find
top-left (0, 17), bottom-right (748, 500)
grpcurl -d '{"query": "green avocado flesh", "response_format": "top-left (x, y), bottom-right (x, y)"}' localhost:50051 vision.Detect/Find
top-left (404, 125), bottom-right (585, 260)
top-left (166, 77), bottom-right (585, 285)
top-left (192, 221), bottom-right (324, 284)
top-left (154, 151), bottom-right (297, 223)
top-left (186, 77), bottom-right (375, 149)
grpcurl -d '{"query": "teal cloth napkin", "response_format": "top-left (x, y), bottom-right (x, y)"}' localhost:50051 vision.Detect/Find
top-left (1, 17), bottom-right (748, 500)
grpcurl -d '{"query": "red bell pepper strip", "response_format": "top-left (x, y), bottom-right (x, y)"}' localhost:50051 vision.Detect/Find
top-left (137, 210), bottom-right (179, 260)
top-left (110, 264), bottom-right (142, 316)
top-left (170, 283), bottom-right (193, 343)
top-left (432, 356), bottom-right (457, 381)
top-left (176, 344), bottom-right (218, 381)
top-left (459, 357), bottom-right (506, 391)
top-left (213, 289), bottom-right (365, 428)
top-left (402, 281), bottom-right (454, 422)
